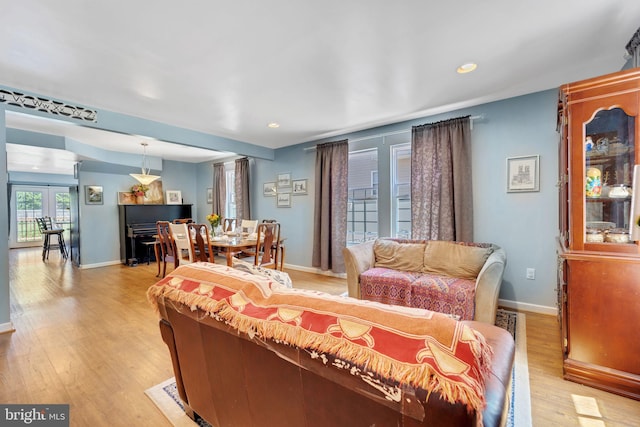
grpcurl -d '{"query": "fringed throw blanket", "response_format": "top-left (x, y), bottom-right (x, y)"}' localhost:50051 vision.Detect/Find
top-left (147, 263), bottom-right (493, 419)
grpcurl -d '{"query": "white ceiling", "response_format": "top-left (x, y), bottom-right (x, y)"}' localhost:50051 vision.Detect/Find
top-left (1, 0), bottom-right (640, 175)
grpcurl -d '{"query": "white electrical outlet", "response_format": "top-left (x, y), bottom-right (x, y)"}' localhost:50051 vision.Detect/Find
top-left (526, 268), bottom-right (535, 280)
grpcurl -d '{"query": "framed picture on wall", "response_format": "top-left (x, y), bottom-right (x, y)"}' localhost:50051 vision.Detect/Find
top-left (207, 188), bottom-right (213, 204)
top-left (507, 155), bottom-right (540, 193)
top-left (263, 182), bottom-right (277, 196)
top-left (85, 185), bottom-right (103, 205)
top-left (292, 179), bottom-right (308, 195)
top-left (277, 192), bottom-right (291, 208)
top-left (166, 190), bottom-right (182, 205)
top-left (277, 172), bottom-right (291, 189)
top-left (118, 192), bottom-right (137, 205)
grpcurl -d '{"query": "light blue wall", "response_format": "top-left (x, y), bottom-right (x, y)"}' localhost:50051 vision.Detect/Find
top-left (0, 108), bottom-right (9, 328)
top-left (247, 89), bottom-right (559, 311)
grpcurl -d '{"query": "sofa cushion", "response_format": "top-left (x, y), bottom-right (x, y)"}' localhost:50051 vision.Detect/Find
top-left (360, 268), bottom-right (476, 320)
top-left (422, 241), bottom-right (493, 280)
top-left (373, 239), bottom-right (425, 272)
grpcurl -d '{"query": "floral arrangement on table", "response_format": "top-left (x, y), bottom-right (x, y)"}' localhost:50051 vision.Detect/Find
top-left (130, 183), bottom-right (149, 197)
top-left (206, 213), bottom-right (221, 228)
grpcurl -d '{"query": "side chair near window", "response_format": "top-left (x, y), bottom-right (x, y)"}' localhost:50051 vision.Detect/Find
top-left (262, 219), bottom-right (285, 271)
top-left (222, 217), bottom-right (236, 233)
top-left (156, 221), bottom-right (178, 278)
top-left (254, 222), bottom-right (281, 269)
top-left (35, 217), bottom-right (68, 261)
top-left (187, 223), bottom-right (214, 263)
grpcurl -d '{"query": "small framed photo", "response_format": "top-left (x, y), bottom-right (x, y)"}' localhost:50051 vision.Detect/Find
top-left (207, 188), bottom-right (213, 204)
top-left (277, 172), bottom-right (291, 188)
top-left (263, 182), bottom-right (277, 196)
top-left (85, 185), bottom-right (103, 205)
top-left (507, 155), bottom-right (540, 193)
top-left (118, 192), bottom-right (137, 205)
top-left (292, 179), bottom-right (308, 195)
top-left (277, 192), bottom-right (291, 208)
top-left (166, 190), bottom-right (182, 204)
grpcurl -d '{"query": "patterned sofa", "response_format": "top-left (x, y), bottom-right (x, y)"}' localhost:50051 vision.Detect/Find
top-left (343, 239), bottom-right (506, 323)
top-left (148, 262), bottom-right (515, 427)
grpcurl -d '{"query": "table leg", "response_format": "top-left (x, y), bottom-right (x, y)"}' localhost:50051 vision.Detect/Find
top-left (226, 250), bottom-right (233, 267)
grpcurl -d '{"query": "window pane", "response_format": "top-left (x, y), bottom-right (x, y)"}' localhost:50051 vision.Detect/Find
top-left (347, 149), bottom-right (378, 245)
top-left (225, 169), bottom-right (236, 219)
top-left (392, 144), bottom-right (411, 238)
top-left (16, 191), bottom-right (43, 243)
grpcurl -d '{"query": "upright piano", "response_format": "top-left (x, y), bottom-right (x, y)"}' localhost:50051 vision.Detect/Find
top-left (118, 204), bottom-right (192, 265)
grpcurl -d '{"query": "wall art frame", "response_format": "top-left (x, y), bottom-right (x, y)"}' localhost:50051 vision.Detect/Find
top-left (85, 185), bottom-right (103, 205)
top-left (507, 155), bottom-right (540, 193)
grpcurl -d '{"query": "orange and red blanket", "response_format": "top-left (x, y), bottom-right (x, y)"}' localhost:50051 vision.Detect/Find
top-left (147, 263), bottom-right (493, 417)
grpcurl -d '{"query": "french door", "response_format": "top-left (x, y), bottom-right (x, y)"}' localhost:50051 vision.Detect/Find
top-left (9, 185), bottom-right (70, 248)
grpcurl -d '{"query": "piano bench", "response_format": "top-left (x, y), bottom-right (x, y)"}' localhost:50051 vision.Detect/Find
top-left (141, 240), bottom-right (158, 265)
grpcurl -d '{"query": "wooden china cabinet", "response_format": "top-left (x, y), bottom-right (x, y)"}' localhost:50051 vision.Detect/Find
top-left (557, 68), bottom-right (640, 400)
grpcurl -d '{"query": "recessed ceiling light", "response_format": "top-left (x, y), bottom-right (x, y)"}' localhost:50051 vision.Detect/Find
top-left (457, 63), bottom-right (477, 74)
top-left (267, 122), bottom-right (280, 129)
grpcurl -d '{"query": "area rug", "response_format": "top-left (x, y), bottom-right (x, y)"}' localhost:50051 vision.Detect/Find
top-left (146, 309), bottom-right (532, 427)
top-left (496, 308), bottom-right (533, 427)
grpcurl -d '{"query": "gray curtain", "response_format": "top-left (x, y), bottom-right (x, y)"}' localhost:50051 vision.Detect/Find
top-left (411, 116), bottom-right (473, 241)
top-left (234, 157), bottom-right (250, 220)
top-left (212, 162), bottom-right (226, 217)
top-left (312, 140), bottom-right (348, 273)
top-left (626, 27), bottom-right (640, 68)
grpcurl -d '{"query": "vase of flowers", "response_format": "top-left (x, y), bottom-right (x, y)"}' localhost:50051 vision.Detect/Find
top-left (131, 183), bottom-right (149, 204)
top-left (206, 213), bottom-right (222, 236)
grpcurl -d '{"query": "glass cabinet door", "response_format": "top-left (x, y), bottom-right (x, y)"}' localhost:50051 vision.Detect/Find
top-left (584, 107), bottom-right (635, 246)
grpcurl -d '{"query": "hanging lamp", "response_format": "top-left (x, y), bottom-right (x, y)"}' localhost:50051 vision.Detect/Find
top-left (130, 142), bottom-right (160, 185)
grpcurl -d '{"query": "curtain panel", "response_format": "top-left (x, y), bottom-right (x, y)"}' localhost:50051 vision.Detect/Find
top-left (411, 116), bottom-right (473, 241)
top-left (234, 158), bottom-right (250, 221)
top-left (212, 163), bottom-right (226, 218)
top-left (312, 140), bottom-right (348, 273)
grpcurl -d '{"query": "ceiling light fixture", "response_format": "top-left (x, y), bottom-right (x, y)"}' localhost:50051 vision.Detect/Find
top-left (130, 142), bottom-right (160, 185)
top-left (267, 122), bottom-right (280, 129)
top-left (457, 63), bottom-right (477, 74)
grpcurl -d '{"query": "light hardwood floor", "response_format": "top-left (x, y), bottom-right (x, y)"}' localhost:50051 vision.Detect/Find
top-left (1, 248), bottom-right (638, 426)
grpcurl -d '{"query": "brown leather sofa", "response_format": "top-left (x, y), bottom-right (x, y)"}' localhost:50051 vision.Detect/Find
top-left (149, 263), bottom-right (515, 427)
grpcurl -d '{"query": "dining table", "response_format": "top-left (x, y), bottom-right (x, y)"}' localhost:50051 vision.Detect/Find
top-left (209, 233), bottom-right (285, 267)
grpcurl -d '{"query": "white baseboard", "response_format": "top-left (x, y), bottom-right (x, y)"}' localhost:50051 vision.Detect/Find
top-left (282, 263), bottom-right (347, 279)
top-left (499, 298), bottom-right (557, 316)
top-left (0, 322), bottom-right (16, 334)
top-left (79, 260), bottom-right (124, 269)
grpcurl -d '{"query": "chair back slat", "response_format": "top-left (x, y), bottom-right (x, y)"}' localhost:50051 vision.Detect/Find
top-left (187, 223), bottom-right (213, 263)
top-left (255, 222), bottom-right (280, 268)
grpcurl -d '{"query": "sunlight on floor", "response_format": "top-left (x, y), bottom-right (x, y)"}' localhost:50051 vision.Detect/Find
top-left (572, 394), bottom-right (606, 427)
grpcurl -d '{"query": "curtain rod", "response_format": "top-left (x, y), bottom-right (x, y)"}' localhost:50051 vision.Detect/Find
top-left (303, 115), bottom-right (484, 151)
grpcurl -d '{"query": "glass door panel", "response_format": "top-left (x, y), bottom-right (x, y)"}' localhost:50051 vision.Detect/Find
top-left (584, 107), bottom-right (635, 244)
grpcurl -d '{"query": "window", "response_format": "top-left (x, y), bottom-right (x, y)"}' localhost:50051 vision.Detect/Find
top-left (225, 167), bottom-right (236, 219)
top-left (391, 144), bottom-right (411, 238)
top-left (347, 149), bottom-right (378, 245)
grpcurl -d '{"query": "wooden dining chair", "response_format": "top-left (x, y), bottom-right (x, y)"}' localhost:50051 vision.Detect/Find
top-left (156, 221), bottom-right (178, 278)
top-left (172, 218), bottom-right (193, 224)
top-left (222, 218), bottom-right (236, 233)
top-left (262, 219), bottom-right (285, 271)
top-left (187, 223), bottom-right (214, 263)
top-left (254, 222), bottom-right (280, 269)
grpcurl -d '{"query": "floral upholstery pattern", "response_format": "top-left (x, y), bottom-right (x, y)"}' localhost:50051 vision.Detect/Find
top-left (360, 267), bottom-right (476, 320)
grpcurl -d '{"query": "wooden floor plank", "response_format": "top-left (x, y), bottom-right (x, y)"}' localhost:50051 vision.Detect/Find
top-left (1, 248), bottom-right (638, 426)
